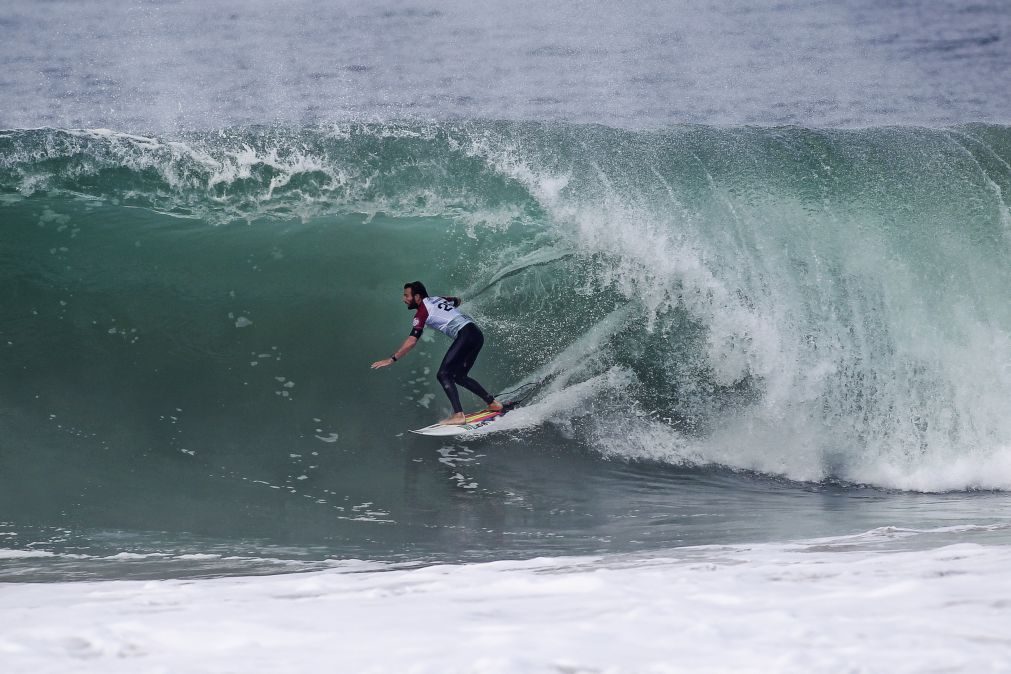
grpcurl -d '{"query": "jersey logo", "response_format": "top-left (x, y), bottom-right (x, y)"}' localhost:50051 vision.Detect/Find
top-left (412, 317), bottom-right (420, 327)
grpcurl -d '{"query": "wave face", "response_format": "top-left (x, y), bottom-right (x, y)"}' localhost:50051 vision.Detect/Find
top-left (1, 122), bottom-right (1010, 512)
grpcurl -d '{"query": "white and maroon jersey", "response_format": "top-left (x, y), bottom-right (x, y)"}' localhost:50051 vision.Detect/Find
top-left (410, 296), bottom-right (474, 339)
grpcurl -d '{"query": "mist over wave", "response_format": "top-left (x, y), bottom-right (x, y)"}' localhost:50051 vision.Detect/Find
top-left (4, 0), bottom-right (1010, 130)
top-left (2, 122), bottom-right (1010, 497)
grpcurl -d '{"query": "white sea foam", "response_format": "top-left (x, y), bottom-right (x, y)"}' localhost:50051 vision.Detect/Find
top-left (0, 550), bottom-right (55, 559)
top-left (2, 528), bottom-right (1010, 673)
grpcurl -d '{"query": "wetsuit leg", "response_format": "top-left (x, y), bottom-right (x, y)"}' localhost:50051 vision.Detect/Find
top-left (436, 324), bottom-right (493, 413)
top-left (453, 327), bottom-right (494, 404)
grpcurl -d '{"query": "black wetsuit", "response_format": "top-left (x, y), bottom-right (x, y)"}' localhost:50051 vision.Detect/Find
top-left (436, 323), bottom-right (494, 414)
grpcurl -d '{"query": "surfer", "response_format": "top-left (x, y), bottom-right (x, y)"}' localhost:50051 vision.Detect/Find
top-left (371, 281), bottom-right (503, 425)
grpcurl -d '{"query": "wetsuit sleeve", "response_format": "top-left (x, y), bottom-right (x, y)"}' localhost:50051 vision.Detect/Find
top-left (409, 303), bottom-right (428, 338)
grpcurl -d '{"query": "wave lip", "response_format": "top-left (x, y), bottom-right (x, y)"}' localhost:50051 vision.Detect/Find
top-left (0, 124), bottom-right (542, 225)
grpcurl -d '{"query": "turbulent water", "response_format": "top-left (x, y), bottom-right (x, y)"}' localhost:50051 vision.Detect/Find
top-left (1, 0), bottom-right (1011, 586)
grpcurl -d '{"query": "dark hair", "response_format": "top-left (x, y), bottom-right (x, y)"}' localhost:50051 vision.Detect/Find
top-left (404, 281), bottom-right (428, 298)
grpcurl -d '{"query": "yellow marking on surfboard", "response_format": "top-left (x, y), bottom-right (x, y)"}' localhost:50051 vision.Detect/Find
top-left (464, 409), bottom-right (501, 423)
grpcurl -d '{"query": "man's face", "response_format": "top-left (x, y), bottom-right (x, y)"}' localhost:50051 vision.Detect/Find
top-left (403, 287), bottom-right (420, 310)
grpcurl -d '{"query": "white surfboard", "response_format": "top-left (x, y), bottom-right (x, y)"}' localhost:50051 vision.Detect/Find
top-left (410, 407), bottom-right (510, 436)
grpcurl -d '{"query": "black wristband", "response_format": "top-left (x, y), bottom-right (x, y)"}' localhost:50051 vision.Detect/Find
top-left (390, 354), bottom-right (398, 362)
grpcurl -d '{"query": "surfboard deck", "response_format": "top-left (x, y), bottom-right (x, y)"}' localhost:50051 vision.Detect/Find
top-left (410, 407), bottom-right (511, 436)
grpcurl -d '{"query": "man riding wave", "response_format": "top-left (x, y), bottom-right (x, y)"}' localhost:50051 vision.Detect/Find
top-left (371, 281), bottom-right (503, 425)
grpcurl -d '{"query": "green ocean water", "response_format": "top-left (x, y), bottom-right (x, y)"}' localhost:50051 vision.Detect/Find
top-left (2, 123), bottom-right (1010, 578)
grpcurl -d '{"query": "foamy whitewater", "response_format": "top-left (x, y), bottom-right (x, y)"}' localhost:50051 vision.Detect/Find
top-left (4, 527), bottom-right (1011, 673)
top-left (2, 0), bottom-right (1011, 671)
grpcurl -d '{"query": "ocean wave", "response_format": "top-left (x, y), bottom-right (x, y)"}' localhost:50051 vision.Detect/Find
top-left (1, 121), bottom-right (1010, 492)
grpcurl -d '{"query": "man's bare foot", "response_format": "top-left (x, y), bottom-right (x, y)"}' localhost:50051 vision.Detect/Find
top-left (486, 400), bottom-right (504, 412)
top-left (439, 412), bottom-right (467, 425)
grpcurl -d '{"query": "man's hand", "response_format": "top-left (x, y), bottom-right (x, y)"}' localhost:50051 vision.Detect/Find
top-left (371, 358), bottom-right (394, 369)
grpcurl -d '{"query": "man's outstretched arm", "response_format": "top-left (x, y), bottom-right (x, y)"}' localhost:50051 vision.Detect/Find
top-left (371, 335), bottom-right (418, 369)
